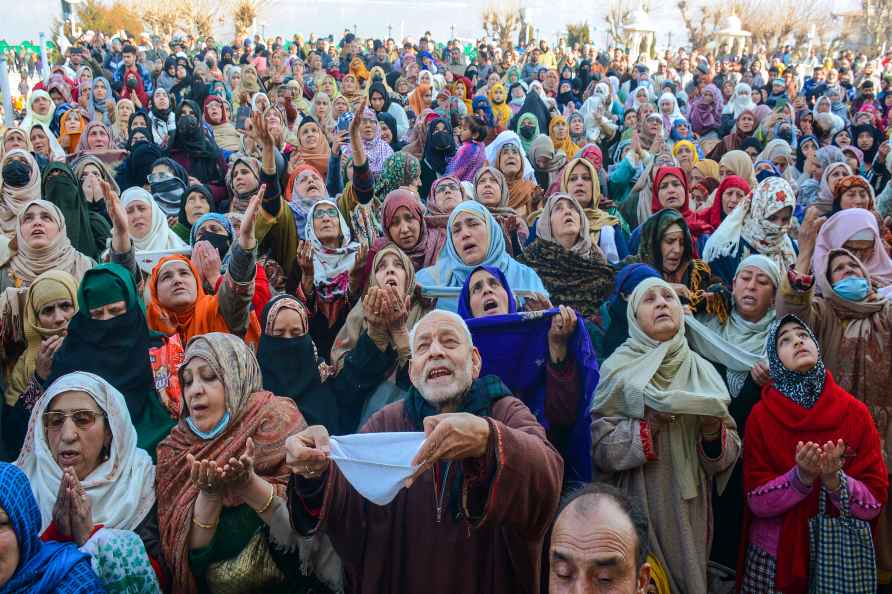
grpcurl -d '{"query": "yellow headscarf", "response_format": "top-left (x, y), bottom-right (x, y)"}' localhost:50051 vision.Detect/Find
top-left (5, 270), bottom-right (78, 405)
top-left (692, 158), bottom-right (720, 181)
top-left (672, 140), bottom-right (700, 164)
top-left (549, 115), bottom-right (580, 159)
top-left (487, 83), bottom-right (511, 128)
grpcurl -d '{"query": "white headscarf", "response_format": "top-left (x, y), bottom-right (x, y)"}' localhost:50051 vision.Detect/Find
top-left (702, 177), bottom-right (797, 271)
top-left (26, 122), bottom-right (67, 162)
top-left (484, 131), bottom-right (536, 181)
top-left (15, 371), bottom-right (156, 532)
top-left (722, 83), bottom-right (757, 119)
top-left (685, 255), bottom-right (779, 396)
top-left (121, 187), bottom-right (188, 273)
top-left (590, 277), bottom-right (734, 500)
top-left (305, 200), bottom-right (359, 303)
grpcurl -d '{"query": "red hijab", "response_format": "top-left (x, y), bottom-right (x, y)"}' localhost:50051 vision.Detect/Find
top-left (651, 166), bottom-right (712, 240)
top-left (699, 174), bottom-right (750, 232)
top-left (742, 373), bottom-right (888, 594)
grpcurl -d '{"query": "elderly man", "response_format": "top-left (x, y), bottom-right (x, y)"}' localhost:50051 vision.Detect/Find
top-left (285, 309), bottom-right (563, 594)
top-left (549, 483), bottom-right (652, 594)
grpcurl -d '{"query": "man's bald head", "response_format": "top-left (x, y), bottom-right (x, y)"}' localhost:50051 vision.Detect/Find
top-left (549, 483), bottom-right (650, 594)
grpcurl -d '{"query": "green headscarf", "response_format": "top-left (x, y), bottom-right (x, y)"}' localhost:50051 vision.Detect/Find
top-left (516, 112), bottom-right (540, 153)
top-left (41, 162), bottom-right (111, 260)
top-left (373, 152), bottom-right (421, 197)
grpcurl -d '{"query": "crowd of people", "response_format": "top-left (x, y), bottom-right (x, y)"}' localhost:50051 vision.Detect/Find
top-left (0, 20), bottom-right (891, 594)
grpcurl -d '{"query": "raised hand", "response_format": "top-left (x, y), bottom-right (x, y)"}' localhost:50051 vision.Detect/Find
top-left (238, 184), bottom-right (266, 251)
top-left (795, 441), bottom-right (823, 485)
top-left (382, 285), bottom-right (411, 333)
top-left (285, 425), bottom-right (331, 479)
top-left (362, 286), bottom-right (390, 331)
top-left (67, 471), bottom-right (94, 546)
top-left (35, 335), bottom-right (65, 380)
top-left (187, 454), bottom-right (226, 496)
top-left (819, 439), bottom-right (846, 491)
top-left (547, 305), bottom-right (576, 364)
top-left (192, 240), bottom-right (222, 288)
top-left (52, 469), bottom-right (72, 537)
top-left (102, 180), bottom-right (130, 254)
top-left (222, 437), bottom-right (256, 491)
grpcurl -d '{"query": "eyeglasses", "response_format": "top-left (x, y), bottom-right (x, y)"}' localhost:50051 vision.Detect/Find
top-left (43, 409), bottom-right (106, 432)
top-left (500, 144), bottom-right (520, 154)
top-left (313, 207), bottom-right (340, 220)
top-left (435, 182), bottom-right (460, 194)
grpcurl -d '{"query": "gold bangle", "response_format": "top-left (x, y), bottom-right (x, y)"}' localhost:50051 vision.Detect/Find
top-left (256, 484), bottom-right (276, 515)
top-left (191, 516), bottom-right (219, 530)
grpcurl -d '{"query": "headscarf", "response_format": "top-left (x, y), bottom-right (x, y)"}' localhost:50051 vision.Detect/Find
top-left (293, 115), bottom-right (331, 179)
top-left (765, 314), bottom-right (826, 409)
top-left (146, 255), bottom-right (261, 346)
top-left (722, 83), bottom-right (757, 119)
top-left (374, 152), bottom-right (421, 197)
top-left (341, 107), bottom-right (394, 176)
top-left (26, 122), bottom-right (66, 162)
top-left (703, 176), bottom-right (796, 271)
top-left (832, 175), bottom-right (874, 213)
top-left (19, 90), bottom-right (55, 130)
top-left (484, 130), bottom-right (536, 181)
top-left (548, 115), bottom-right (579, 159)
top-left (57, 109), bottom-right (86, 155)
top-left (600, 263), bottom-right (662, 360)
top-left (371, 189), bottom-right (445, 271)
top-left (331, 244), bottom-right (428, 373)
top-left (813, 207), bottom-right (892, 291)
top-left (415, 201), bottom-right (547, 310)
top-left (4, 271), bottom-right (78, 406)
top-left (691, 159), bottom-right (720, 183)
top-left (121, 187), bottom-right (189, 271)
top-left (0, 462), bottom-right (98, 594)
top-left (590, 277), bottom-right (734, 500)
top-left (177, 183), bottom-right (215, 233)
top-left (697, 174), bottom-right (751, 232)
top-left (515, 112), bottom-right (540, 153)
top-left (658, 92), bottom-right (684, 132)
top-left (558, 157), bottom-right (619, 236)
top-left (41, 162), bottom-right (109, 260)
top-left (0, 149), bottom-right (41, 236)
top-left (685, 254), bottom-right (778, 397)
top-left (72, 154), bottom-right (120, 197)
top-left (535, 192), bottom-right (593, 257)
top-left (15, 371), bottom-right (156, 533)
top-left (471, 165), bottom-right (530, 244)
top-left (408, 83), bottom-right (431, 117)
top-left (157, 332), bottom-right (304, 594)
top-left (488, 83), bottom-right (512, 128)
top-left (814, 160), bottom-right (852, 213)
top-left (305, 200), bottom-right (360, 303)
top-left (688, 83), bottom-right (723, 135)
top-left (719, 150), bottom-right (757, 187)
top-left (5, 200), bottom-right (93, 287)
top-left (426, 175), bottom-right (468, 229)
top-left (421, 116), bottom-right (456, 176)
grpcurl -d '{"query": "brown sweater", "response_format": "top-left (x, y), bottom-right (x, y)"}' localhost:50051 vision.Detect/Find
top-left (289, 395), bottom-right (563, 594)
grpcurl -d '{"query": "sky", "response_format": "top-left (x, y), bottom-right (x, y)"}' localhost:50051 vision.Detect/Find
top-left (5, 0), bottom-right (863, 49)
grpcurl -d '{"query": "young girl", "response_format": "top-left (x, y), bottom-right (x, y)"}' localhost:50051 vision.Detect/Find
top-left (445, 115), bottom-right (488, 182)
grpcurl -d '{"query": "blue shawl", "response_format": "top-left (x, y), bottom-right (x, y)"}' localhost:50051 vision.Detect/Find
top-left (457, 267), bottom-right (598, 484)
top-left (416, 201), bottom-right (547, 312)
top-left (0, 463), bottom-right (103, 594)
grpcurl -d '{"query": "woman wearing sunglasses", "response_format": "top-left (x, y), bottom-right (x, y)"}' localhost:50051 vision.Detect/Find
top-left (15, 371), bottom-right (167, 591)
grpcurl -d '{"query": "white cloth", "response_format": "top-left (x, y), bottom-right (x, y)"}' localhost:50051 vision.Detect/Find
top-left (329, 432), bottom-right (426, 506)
top-left (121, 187), bottom-right (188, 273)
top-left (15, 371), bottom-right (156, 532)
top-left (484, 131), bottom-right (536, 181)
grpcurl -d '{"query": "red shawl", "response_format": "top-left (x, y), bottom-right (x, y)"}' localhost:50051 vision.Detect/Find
top-left (691, 174), bottom-right (750, 233)
top-left (651, 166), bottom-right (713, 241)
top-left (156, 391), bottom-right (305, 594)
top-left (741, 372), bottom-right (888, 594)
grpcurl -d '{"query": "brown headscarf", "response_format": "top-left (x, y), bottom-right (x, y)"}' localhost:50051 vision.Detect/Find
top-left (472, 166), bottom-right (530, 250)
top-left (156, 332), bottom-right (305, 594)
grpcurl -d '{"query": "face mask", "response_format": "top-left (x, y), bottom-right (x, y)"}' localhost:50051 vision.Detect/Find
top-left (519, 126), bottom-right (536, 140)
top-left (2, 160), bottom-right (31, 187)
top-left (197, 230), bottom-right (231, 261)
top-left (510, 96), bottom-right (525, 107)
top-left (150, 176), bottom-right (186, 216)
top-left (178, 114), bottom-right (199, 136)
top-left (832, 276), bottom-right (869, 301)
top-left (431, 130), bottom-right (453, 151)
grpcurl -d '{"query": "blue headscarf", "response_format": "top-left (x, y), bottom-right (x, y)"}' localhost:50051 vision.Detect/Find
top-left (471, 96), bottom-right (494, 127)
top-left (753, 160), bottom-right (782, 182)
top-left (189, 212), bottom-right (234, 245)
top-left (456, 272), bottom-right (599, 484)
top-left (599, 263), bottom-right (661, 361)
top-left (416, 201), bottom-right (547, 312)
top-left (0, 463), bottom-right (101, 594)
top-left (456, 265), bottom-right (518, 319)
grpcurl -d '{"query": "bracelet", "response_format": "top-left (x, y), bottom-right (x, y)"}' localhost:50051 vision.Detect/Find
top-left (191, 516), bottom-right (219, 530)
top-left (702, 427), bottom-right (722, 441)
top-left (255, 483), bottom-right (276, 514)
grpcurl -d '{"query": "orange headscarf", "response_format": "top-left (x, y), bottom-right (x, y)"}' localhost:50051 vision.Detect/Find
top-left (146, 255), bottom-right (261, 347)
top-left (58, 109), bottom-right (86, 155)
top-left (408, 84), bottom-right (431, 117)
top-left (350, 57), bottom-right (370, 84)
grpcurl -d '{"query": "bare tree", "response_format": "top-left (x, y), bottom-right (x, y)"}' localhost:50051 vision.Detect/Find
top-left (232, 0), bottom-right (274, 41)
top-left (605, 0), bottom-right (643, 46)
top-left (129, 0), bottom-right (226, 38)
top-left (861, 0), bottom-right (892, 49)
top-left (481, 1), bottom-right (522, 51)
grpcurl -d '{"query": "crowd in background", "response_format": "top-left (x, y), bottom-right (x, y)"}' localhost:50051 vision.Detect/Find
top-left (0, 20), bottom-right (891, 594)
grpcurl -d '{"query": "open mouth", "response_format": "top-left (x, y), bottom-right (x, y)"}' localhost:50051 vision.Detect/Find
top-left (191, 403), bottom-right (208, 414)
top-left (426, 366), bottom-right (453, 381)
top-left (562, 216), bottom-right (576, 226)
top-left (460, 241), bottom-right (478, 255)
top-left (383, 278), bottom-right (399, 289)
top-left (739, 295), bottom-right (756, 306)
top-left (482, 297), bottom-right (499, 313)
top-left (58, 451), bottom-right (80, 465)
top-left (655, 313), bottom-right (672, 323)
